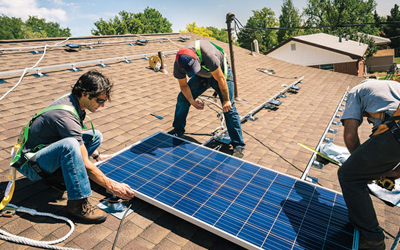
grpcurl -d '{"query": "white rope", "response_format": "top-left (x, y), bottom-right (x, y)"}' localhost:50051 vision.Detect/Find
top-left (0, 36), bottom-right (71, 102)
top-left (0, 204), bottom-right (81, 250)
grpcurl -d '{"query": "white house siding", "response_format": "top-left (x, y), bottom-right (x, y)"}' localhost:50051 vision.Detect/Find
top-left (268, 42), bottom-right (358, 66)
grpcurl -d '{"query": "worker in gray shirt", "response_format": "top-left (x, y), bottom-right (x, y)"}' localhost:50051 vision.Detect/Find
top-left (16, 70), bottom-right (135, 223)
top-left (339, 79), bottom-right (400, 250)
top-left (169, 40), bottom-right (245, 158)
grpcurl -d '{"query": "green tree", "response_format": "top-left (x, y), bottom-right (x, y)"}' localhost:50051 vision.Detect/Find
top-left (23, 16), bottom-right (71, 38)
top-left (0, 15), bottom-right (24, 40)
top-left (180, 22), bottom-right (213, 38)
top-left (92, 7), bottom-right (172, 35)
top-left (237, 7), bottom-right (279, 54)
top-left (0, 15), bottom-right (69, 40)
top-left (383, 4), bottom-right (400, 56)
top-left (278, 0), bottom-right (303, 43)
top-left (207, 26), bottom-right (230, 43)
top-left (303, 0), bottom-right (379, 57)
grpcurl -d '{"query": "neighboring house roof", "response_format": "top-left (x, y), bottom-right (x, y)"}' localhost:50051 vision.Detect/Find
top-left (0, 33), bottom-right (398, 249)
top-left (266, 33), bottom-right (368, 59)
top-left (372, 48), bottom-right (395, 57)
top-left (361, 33), bottom-right (392, 46)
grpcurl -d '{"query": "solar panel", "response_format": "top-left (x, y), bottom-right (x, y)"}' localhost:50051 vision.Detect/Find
top-left (98, 132), bottom-right (358, 250)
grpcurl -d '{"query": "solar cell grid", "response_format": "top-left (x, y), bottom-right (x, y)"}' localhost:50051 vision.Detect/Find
top-left (98, 132), bottom-right (357, 250)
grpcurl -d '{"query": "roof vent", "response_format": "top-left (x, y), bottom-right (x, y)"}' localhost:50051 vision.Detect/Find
top-left (339, 35), bottom-right (342, 43)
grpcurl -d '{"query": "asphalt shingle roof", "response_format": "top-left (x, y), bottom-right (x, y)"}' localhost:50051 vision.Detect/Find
top-left (0, 32), bottom-right (398, 249)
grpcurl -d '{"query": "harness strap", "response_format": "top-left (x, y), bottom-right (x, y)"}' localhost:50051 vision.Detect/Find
top-left (372, 104), bottom-right (400, 136)
top-left (195, 40), bottom-right (228, 79)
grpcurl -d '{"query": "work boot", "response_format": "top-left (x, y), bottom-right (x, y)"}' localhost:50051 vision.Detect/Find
top-left (232, 148), bottom-right (245, 158)
top-left (358, 235), bottom-right (385, 250)
top-left (66, 198), bottom-right (107, 223)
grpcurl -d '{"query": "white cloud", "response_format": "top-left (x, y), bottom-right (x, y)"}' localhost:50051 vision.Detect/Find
top-left (0, 0), bottom-right (67, 22)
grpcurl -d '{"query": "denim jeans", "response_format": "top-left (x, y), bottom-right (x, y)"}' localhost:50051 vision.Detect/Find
top-left (172, 68), bottom-right (245, 149)
top-left (338, 130), bottom-right (400, 241)
top-left (17, 130), bottom-right (102, 200)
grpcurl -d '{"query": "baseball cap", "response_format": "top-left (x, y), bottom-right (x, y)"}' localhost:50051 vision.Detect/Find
top-left (176, 47), bottom-right (201, 77)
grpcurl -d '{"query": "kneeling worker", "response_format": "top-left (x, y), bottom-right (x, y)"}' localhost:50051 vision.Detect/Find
top-left (14, 70), bottom-right (135, 223)
top-left (170, 39), bottom-right (246, 157)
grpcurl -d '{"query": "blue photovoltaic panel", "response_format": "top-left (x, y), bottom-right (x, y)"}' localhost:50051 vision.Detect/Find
top-left (98, 132), bottom-right (357, 250)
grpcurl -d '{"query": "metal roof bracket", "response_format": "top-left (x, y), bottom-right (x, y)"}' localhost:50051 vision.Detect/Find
top-left (32, 70), bottom-right (48, 78)
top-left (0, 79), bottom-right (7, 84)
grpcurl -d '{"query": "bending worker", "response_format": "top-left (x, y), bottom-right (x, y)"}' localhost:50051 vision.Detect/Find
top-left (169, 39), bottom-right (246, 158)
top-left (15, 70), bottom-right (134, 223)
top-left (339, 79), bottom-right (400, 250)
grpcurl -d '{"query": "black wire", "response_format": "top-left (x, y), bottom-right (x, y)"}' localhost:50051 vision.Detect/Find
top-left (233, 18), bottom-right (400, 31)
top-left (242, 130), bottom-right (304, 174)
top-left (112, 203), bottom-right (132, 250)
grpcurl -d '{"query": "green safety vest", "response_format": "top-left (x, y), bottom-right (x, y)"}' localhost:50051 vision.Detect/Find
top-left (194, 40), bottom-right (228, 79)
top-left (10, 93), bottom-right (94, 169)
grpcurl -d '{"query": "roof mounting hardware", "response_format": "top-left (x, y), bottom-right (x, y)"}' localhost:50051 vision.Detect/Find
top-left (338, 109), bottom-right (344, 113)
top-left (328, 128), bottom-right (338, 134)
top-left (32, 70), bottom-right (48, 78)
top-left (278, 94), bottom-right (287, 98)
top-left (136, 39), bottom-right (148, 46)
top-left (268, 99), bottom-right (282, 106)
top-left (300, 81), bottom-right (306, 84)
top-left (142, 55), bottom-right (149, 60)
top-left (324, 137), bottom-right (334, 143)
top-left (335, 114), bottom-right (342, 119)
top-left (246, 116), bottom-right (258, 122)
top-left (332, 121), bottom-right (341, 126)
top-left (85, 46), bottom-right (95, 49)
top-left (29, 50), bottom-right (43, 54)
top-left (158, 41), bottom-right (164, 43)
top-left (305, 175), bottom-right (319, 184)
top-left (124, 58), bottom-right (132, 64)
top-left (66, 44), bottom-right (81, 48)
top-left (0, 79), bottom-right (7, 84)
top-left (96, 62), bottom-right (108, 68)
top-left (264, 104), bottom-right (279, 110)
top-left (179, 37), bottom-right (190, 42)
top-left (214, 132), bottom-right (231, 145)
top-left (68, 65), bottom-right (82, 72)
top-left (312, 160), bottom-right (324, 169)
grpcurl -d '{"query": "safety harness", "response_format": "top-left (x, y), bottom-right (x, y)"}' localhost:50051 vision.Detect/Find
top-left (194, 40), bottom-right (228, 79)
top-left (0, 94), bottom-right (94, 210)
top-left (366, 104), bottom-right (400, 139)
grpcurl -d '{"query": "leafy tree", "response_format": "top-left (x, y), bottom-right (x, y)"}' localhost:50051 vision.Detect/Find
top-left (92, 7), bottom-right (172, 35)
top-left (24, 16), bottom-right (71, 38)
top-left (180, 22), bottom-right (213, 38)
top-left (0, 15), bottom-right (24, 40)
top-left (278, 0), bottom-right (303, 43)
top-left (237, 7), bottom-right (279, 54)
top-left (0, 15), bottom-right (70, 40)
top-left (206, 26), bottom-right (230, 43)
top-left (303, 0), bottom-right (379, 57)
top-left (383, 4), bottom-right (400, 56)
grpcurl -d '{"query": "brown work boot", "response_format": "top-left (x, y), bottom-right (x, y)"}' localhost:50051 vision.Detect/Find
top-left (359, 235), bottom-right (385, 250)
top-left (66, 198), bottom-right (107, 223)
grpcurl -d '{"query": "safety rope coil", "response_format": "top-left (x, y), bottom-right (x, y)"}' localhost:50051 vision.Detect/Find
top-left (0, 204), bottom-right (81, 250)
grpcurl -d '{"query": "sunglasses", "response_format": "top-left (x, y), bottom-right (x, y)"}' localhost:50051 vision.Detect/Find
top-left (89, 96), bottom-right (107, 104)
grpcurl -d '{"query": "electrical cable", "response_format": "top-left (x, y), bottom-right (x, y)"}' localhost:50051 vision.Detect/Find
top-left (112, 203), bottom-right (132, 250)
top-left (233, 18), bottom-right (400, 31)
top-left (257, 68), bottom-right (298, 79)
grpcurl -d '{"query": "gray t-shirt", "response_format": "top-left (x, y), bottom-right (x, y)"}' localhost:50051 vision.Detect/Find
top-left (173, 40), bottom-right (225, 79)
top-left (24, 93), bottom-right (86, 153)
top-left (341, 79), bottom-right (400, 128)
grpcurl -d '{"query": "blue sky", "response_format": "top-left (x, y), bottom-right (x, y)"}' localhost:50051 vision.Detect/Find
top-left (0, 0), bottom-right (397, 37)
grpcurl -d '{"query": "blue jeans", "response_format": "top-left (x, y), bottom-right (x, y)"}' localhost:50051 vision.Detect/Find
top-left (17, 130), bottom-right (102, 200)
top-left (172, 68), bottom-right (245, 149)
